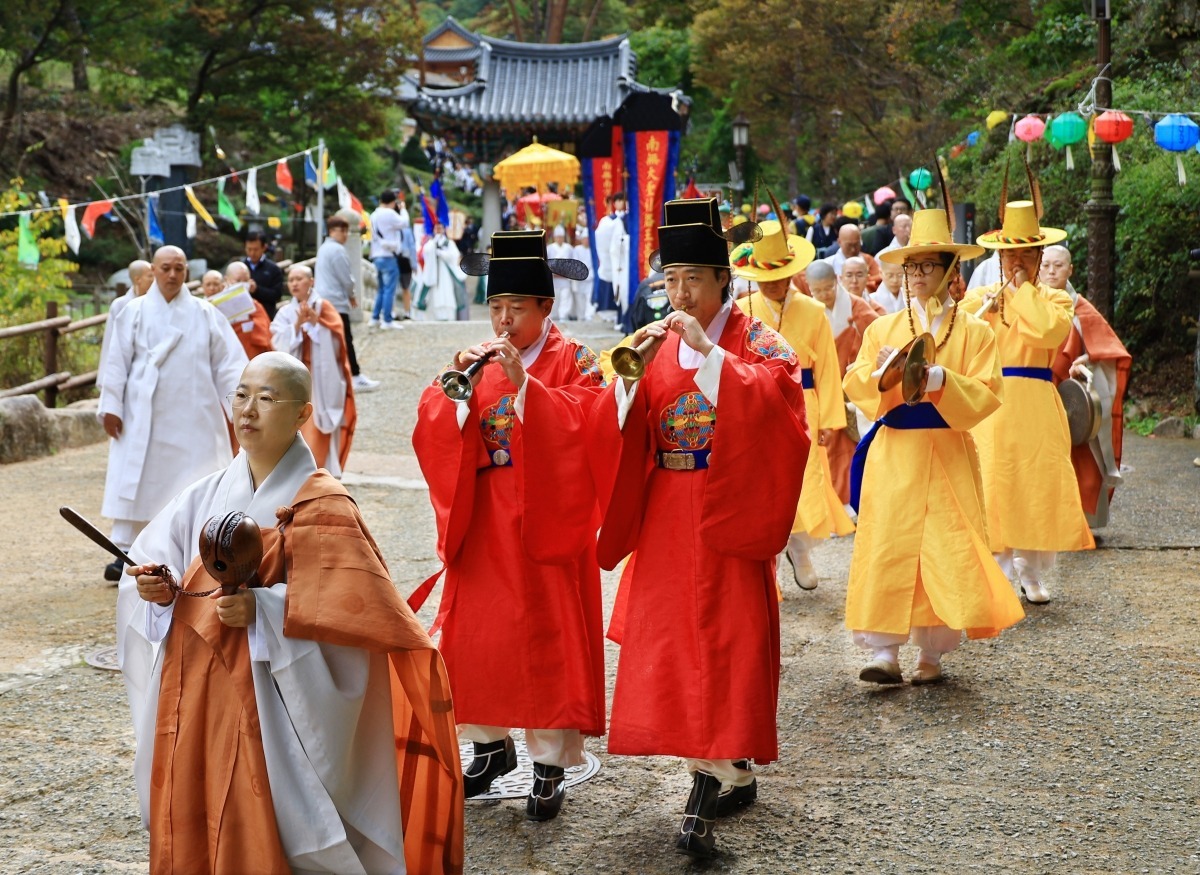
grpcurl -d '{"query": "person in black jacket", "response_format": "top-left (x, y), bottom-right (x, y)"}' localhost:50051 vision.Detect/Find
top-left (244, 230), bottom-right (285, 319)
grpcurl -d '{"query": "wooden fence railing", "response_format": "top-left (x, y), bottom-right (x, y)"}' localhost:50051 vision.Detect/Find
top-left (0, 256), bottom-right (315, 408)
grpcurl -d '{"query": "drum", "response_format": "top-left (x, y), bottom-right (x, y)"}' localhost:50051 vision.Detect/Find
top-left (1058, 375), bottom-right (1101, 446)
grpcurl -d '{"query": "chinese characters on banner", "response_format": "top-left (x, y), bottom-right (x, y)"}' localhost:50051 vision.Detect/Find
top-left (635, 131), bottom-right (669, 285)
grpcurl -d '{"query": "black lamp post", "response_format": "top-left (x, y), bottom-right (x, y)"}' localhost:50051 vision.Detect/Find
top-left (1086, 0), bottom-right (1117, 321)
top-left (732, 113), bottom-right (750, 194)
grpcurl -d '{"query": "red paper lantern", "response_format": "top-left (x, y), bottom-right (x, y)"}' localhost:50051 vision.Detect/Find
top-left (950, 144), bottom-right (966, 158)
top-left (1094, 110), bottom-right (1134, 145)
top-left (1014, 114), bottom-right (1046, 142)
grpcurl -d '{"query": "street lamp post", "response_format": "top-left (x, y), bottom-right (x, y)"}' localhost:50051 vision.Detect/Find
top-left (829, 109), bottom-right (843, 202)
top-left (1086, 0), bottom-right (1118, 322)
top-left (732, 113), bottom-right (750, 196)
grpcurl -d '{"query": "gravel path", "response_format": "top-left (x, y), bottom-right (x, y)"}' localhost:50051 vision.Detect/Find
top-left (2, 315), bottom-right (1198, 874)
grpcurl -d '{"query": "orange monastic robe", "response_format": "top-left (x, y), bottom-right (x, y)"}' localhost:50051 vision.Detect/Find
top-left (1050, 294), bottom-right (1131, 518)
top-left (827, 294), bottom-right (880, 503)
top-left (144, 472), bottom-right (463, 875)
top-left (230, 300), bottom-right (274, 359)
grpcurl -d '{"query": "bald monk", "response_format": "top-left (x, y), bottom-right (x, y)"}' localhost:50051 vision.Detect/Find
top-left (215, 262), bottom-right (274, 359)
top-left (119, 352), bottom-right (463, 874)
top-left (98, 245), bottom-right (247, 578)
top-left (807, 259), bottom-right (880, 509)
top-left (1042, 245), bottom-right (1130, 529)
top-left (271, 264), bottom-right (356, 477)
top-left (99, 259), bottom-right (152, 390)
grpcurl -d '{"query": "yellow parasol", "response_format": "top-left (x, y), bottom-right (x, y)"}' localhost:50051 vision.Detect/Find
top-left (492, 138), bottom-right (580, 192)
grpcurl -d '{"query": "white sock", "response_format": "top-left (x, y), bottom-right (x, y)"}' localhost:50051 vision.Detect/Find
top-left (872, 645), bottom-right (900, 665)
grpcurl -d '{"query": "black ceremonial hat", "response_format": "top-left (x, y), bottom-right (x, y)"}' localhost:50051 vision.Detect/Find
top-left (460, 230), bottom-right (589, 299)
top-left (650, 197), bottom-right (760, 272)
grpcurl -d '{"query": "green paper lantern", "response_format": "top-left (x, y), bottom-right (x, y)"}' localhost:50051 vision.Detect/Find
top-left (908, 168), bottom-right (932, 190)
top-left (1046, 112), bottom-right (1087, 149)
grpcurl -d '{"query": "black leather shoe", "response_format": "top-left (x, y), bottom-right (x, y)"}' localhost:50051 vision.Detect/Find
top-left (463, 736), bottom-right (517, 798)
top-left (525, 762), bottom-right (566, 821)
top-left (104, 559), bottom-right (123, 583)
top-left (675, 771), bottom-right (720, 858)
top-left (715, 760), bottom-right (757, 817)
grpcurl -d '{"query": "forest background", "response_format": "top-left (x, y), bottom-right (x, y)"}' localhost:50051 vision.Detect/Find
top-left (0, 0), bottom-right (1197, 411)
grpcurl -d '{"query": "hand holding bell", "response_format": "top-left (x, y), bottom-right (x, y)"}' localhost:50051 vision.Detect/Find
top-left (611, 321), bottom-right (670, 382)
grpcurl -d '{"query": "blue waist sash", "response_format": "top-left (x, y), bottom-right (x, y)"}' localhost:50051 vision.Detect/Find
top-left (849, 402), bottom-right (950, 512)
top-left (1002, 366), bottom-right (1052, 381)
top-left (800, 368), bottom-right (815, 390)
top-left (656, 449), bottom-right (711, 471)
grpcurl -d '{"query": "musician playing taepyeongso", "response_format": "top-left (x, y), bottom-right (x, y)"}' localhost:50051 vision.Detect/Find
top-left (411, 230), bottom-right (606, 823)
top-left (120, 352), bottom-right (463, 875)
top-left (588, 198), bottom-right (810, 860)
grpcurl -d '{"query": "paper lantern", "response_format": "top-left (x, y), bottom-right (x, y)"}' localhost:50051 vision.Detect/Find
top-left (1154, 113), bottom-right (1200, 185)
top-left (1014, 114), bottom-right (1046, 161)
top-left (1046, 112), bottom-right (1087, 169)
top-left (966, 131), bottom-right (981, 146)
top-left (986, 110), bottom-right (1010, 130)
top-left (873, 185), bottom-right (897, 205)
top-left (1094, 110), bottom-right (1133, 144)
top-left (950, 144), bottom-right (966, 159)
top-left (1095, 110), bottom-right (1134, 173)
top-left (842, 201), bottom-right (864, 219)
top-left (1015, 114), bottom-right (1046, 142)
top-left (908, 168), bottom-right (932, 190)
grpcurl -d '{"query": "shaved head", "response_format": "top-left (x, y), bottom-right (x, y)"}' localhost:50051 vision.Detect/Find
top-left (153, 245), bottom-right (186, 265)
top-left (200, 269), bottom-right (224, 298)
top-left (1040, 244), bottom-right (1075, 291)
top-left (1043, 244), bottom-right (1072, 265)
top-left (287, 264), bottom-right (313, 279)
top-left (806, 261), bottom-right (836, 283)
top-left (128, 260), bottom-right (152, 281)
top-left (225, 261), bottom-right (251, 283)
top-left (244, 352), bottom-right (312, 403)
top-left (151, 245), bottom-right (188, 299)
top-left (128, 259), bottom-right (153, 295)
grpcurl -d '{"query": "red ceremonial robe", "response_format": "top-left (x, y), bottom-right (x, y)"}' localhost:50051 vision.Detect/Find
top-left (589, 307), bottom-right (810, 761)
top-left (412, 324), bottom-right (607, 735)
top-left (149, 473), bottom-right (463, 875)
top-left (1050, 295), bottom-right (1131, 516)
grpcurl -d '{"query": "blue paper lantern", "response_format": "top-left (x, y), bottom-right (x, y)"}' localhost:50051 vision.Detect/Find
top-left (1154, 113), bottom-right (1200, 152)
top-left (909, 168), bottom-right (933, 190)
top-left (966, 131), bottom-right (980, 147)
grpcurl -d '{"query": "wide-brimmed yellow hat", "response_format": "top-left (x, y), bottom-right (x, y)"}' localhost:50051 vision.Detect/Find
top-left (977, 200), bottom-right (1067, 249)
top-left (730, 219), bottom-right (816, 282)
top-left (879, 209), bottom-right (985, 264)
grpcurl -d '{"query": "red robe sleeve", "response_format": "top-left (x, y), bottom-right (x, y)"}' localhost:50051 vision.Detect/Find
top-left (412, 383), bottom-right (478, 574)
top-left (587, 382), bottom-right (653, 571)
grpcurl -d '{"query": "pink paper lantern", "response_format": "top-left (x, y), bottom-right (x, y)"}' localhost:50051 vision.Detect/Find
top-left (872, 185), bottom-right (897, 206)
top-left (1014, 114), bottom-right (1046, 143)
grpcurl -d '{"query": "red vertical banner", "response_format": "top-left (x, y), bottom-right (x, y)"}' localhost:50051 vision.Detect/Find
top-left (589, 125), bottom-right (624, 229)
top-left (635, 130), bottom-right (669, 281)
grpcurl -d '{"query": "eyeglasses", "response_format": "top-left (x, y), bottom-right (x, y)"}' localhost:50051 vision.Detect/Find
top-left (226, 391), bottom-right (305, 411)
top-left (902, 261), bottom-right (945, 276)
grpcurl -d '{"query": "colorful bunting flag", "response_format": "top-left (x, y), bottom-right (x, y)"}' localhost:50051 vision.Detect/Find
top-left (59, 200), bottom-right (80, 254)
top-left (147, 195), bottom-right (164, 245)
top-left (18, 214), bottom-right (40, 267)
top-left (81, 200), bottom-right (113, 238)
top-left (305, 153), bottom-right (319, 189)
top-left (245, 167), bottom-right (261, 215)
top-left (336, 177), bottom-right (363, 214)
top-left (185, 184), bottom-right (217, 229)
top-left (185, 213), bottom-right (197, 239)
top-left (217, 179), bottom-right (242, 231)
top-left (323, 157), bottom-right (337, 190)
top-left (276, 159), bottom-right (294, 193)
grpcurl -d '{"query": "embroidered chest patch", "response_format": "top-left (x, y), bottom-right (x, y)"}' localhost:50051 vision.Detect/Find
top-left (745, 318), bottom-right (797, 363)
top-left (573, 343), bottom-right (605, 385)
top-left (480, 394), bottom-right (517, 449)
top-left (659, 392), bottom-right (716, 450)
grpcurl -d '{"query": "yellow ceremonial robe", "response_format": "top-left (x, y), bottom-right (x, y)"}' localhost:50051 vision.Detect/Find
top-left (960, 282), bottom-right (1095, 553)
top-left (739, 291), bottom-right (854, 538)
top-left (843, 307), bottom-right (1024, 639)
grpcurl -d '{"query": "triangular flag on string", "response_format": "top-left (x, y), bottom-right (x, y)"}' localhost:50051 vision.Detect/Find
top-left (246, 167), bottom-right (261, 215)
top-left (217, 178), bottom-right (242, 231)
top-left (305, 153), bottom-right (319, 189)
top-left (276, 159), bottom-right (294, 193)
top-left (59, 200), bottom-right (81, 254)
top-left (323, 157), bottom-right (337, 190)
top-left (336, 176), bottom-right (363, 214)
top-left (81, 200), bottom-right (113, 238)
top-left (898, 177), bottom-right (917, 208)
top-left (18, 214), bottom-right (40, 268)
top-left (186, 213), bottom-right (197, 239)
top-left (185, 184), bottom-right (217, 229)
top-left (147, 195), bottom-right (164, 245)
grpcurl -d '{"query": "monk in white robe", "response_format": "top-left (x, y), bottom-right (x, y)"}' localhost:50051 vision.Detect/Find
top-left (98, 245), bottom-right (247, 559)
top-left (270, 265), bottom-right (356, 477)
